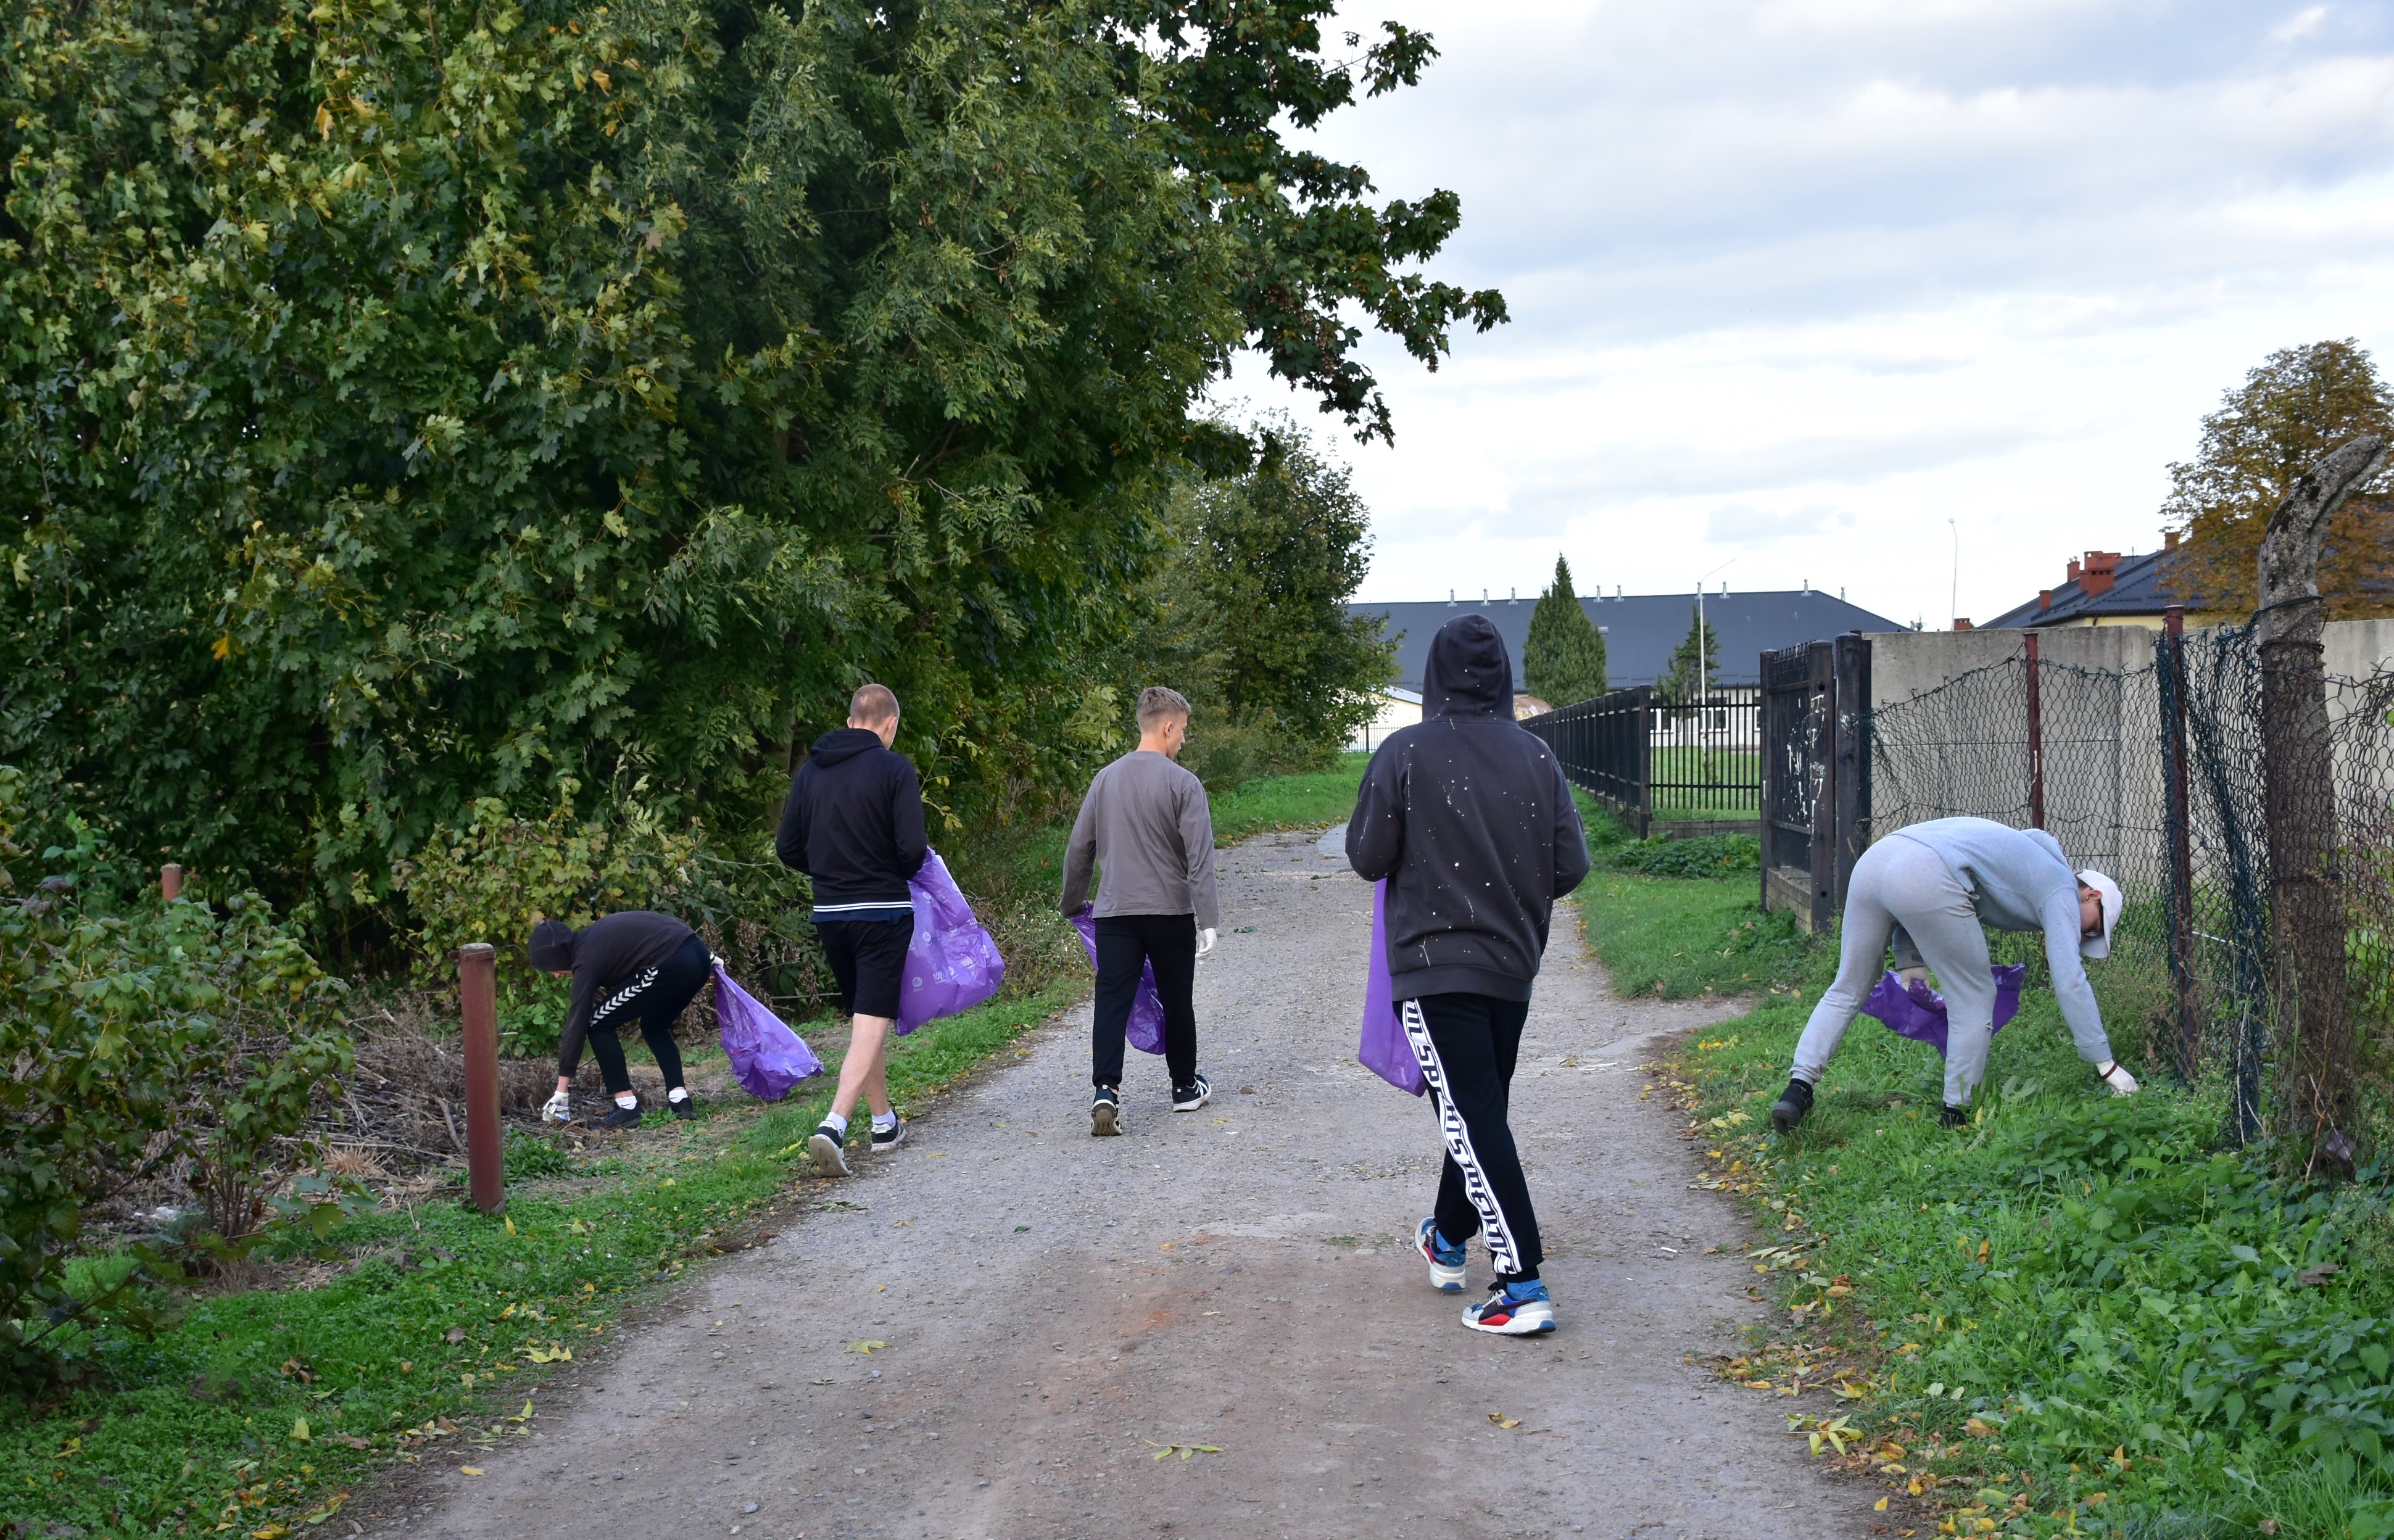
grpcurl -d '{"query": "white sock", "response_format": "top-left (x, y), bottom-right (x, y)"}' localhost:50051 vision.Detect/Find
top-left (871, 1111), bottom-right (898, 1133)
top-left (667, 1086), bottom-right (689, 1104)
top-left (821, 1111), bottom-right (849, 1136)
top-left (614, 1091), bottom-right (638, 1110)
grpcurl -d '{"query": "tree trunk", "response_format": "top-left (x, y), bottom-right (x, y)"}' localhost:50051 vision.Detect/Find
top-left (2258, 434), bottom-right (2386, 1173)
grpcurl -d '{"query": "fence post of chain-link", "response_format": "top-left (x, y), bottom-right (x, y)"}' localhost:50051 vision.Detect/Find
top-left (2024, 631), bottom-right (2046, 829)
top-left (2160, 608), bottom-right (2201, 1080)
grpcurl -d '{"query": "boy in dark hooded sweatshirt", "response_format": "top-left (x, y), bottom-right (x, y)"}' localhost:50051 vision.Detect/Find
top-left (1346, 615), bottom-right (1591, 1336)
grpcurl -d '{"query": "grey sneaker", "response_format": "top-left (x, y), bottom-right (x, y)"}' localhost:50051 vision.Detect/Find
top-left (869, 1118), bottom-right (907, 1153)
top-left (806, 1125), bottom-right (853, 1177)
top-left (1091, 1086), bottom-right (1122, 1137)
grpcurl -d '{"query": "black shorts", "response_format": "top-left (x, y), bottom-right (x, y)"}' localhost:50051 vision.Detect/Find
top-left (815, 914), bottom-right (915, 1020)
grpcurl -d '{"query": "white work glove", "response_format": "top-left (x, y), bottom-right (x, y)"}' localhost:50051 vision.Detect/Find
top-left (2096, 1060), bottom-right (2139, 1097)
top-left (1196, 927), bottom-right (1217, 958)
top-left (541, 1088), bottom-right (573, 1124)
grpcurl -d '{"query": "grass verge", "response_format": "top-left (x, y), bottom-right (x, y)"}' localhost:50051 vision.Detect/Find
top-left (0, 756), bottom-right (1363, 1537)
top-left (1594, 864), bottom-right (2394, 1539)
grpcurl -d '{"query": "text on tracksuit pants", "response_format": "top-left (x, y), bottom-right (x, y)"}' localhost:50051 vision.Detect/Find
top-left (1091, 913), bottom-right (1199, 1090)
top-left (1403, 992), bottom-right (1543, 1282)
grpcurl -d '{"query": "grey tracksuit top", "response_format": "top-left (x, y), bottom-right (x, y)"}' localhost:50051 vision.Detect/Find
top-left (1059, 750), bottom-right (1221, 930)
top-left (1891, 816), bottom-right (2102, 1049)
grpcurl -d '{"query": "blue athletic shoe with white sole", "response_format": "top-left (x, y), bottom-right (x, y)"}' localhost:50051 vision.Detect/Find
top-left (1462, 1279), bottom-right (1555, 1336)
top-left (1417, 1217), bottom-right (1466, 1293)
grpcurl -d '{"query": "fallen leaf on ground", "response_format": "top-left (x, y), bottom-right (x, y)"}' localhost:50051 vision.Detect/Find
top-left (1487, 1414), bottom-right (1521, 1430)
top-left (460, 1466), bottom-right (485, 1476)
top-left (848, 1340), bottom-right (887, 1354)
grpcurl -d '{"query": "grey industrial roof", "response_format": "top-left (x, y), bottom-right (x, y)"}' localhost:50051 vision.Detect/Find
top-left (1352, 589), bottom-right (1910, 692)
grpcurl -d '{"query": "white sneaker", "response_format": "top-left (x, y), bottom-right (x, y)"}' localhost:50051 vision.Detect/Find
top-left (2097, 1060), bottom-right (2139, 1096)
top-left (541, 1090), bottom-right (573, 1125)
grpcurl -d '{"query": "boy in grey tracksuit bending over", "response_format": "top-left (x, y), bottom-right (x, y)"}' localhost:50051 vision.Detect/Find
top-left (1060, 685), bottom-right (1222, 1133)
top-left (1770, 815), bottom-right (2132, 1134)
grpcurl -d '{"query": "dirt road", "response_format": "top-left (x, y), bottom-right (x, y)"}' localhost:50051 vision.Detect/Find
top-left (386, 830), bottom-right (1876, 1540)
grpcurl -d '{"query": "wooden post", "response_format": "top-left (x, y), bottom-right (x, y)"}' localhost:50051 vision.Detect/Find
top-left (160, 864), bottom-right (183, 901)
top-left (1806, 641), bottom-right (1837, 933)
top-left (1831, 631), bottom-right (1872, 913)
top-left (2023, 631), bottom-right (2045, 829)
top-left (458, 943), bottom-right (506, 1214)
top-left (2257, 434), bottom-right (2386, 1173)
top-left (2160, 607), bottom-right (2201, 1080)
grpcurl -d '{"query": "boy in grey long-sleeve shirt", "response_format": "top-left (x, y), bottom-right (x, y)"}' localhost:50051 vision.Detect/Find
top-left (1059, 687), bottom-right (1221, 1132)
top-left (1773, 815), bottom-right (2133, 1133)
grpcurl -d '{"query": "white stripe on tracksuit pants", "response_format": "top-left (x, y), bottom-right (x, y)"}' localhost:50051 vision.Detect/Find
top-left (1402, 995), bottom-right (1542, 1281)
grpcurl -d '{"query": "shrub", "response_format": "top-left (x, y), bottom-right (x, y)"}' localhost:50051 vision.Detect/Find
top-left (0, 768), bottom-right (352, 1388)
top-left (1604, 832), bottom-right (1761, 879)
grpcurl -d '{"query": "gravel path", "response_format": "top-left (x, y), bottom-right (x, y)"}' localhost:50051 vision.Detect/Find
top-left (390, 830), bottom-right (1876, 1540)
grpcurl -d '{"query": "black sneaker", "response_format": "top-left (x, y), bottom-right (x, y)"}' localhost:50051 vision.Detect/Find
top-left (1090, 1086), bottom-right (1122, 1137)
top-left (869, 1118), bottom-right (907, 1153)
top-left (598, 1099), bottom-right (644, 1130)
top-left (1940, 1104), bottom-right (1968, 1129)
top-left (806, 1124), bottom-right (853, 1177)
top-left (1171, 1074), bottom-right (1212, 1112)
top-left (1769, 1078), bottom-right (1813, 1134)
top-left (668, 1093), bottom-right (698, 1122)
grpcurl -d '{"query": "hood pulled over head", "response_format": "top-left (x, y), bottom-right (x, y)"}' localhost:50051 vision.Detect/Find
top-left (810, 726), bottom-right (887, 767)
top-left (1423, 614), bottom-right (1517, 719)
top-left (528, 919), bottom-right (577, 972)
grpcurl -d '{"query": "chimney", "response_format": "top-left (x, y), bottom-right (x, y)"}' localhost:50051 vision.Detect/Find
top-left (1954, 618), bottom-right (1973, 631)
top-left (2164, 529), bottom-right (2181, 552)
top-left (2039, 589), bottom-right (2052, 612)
top-left (2081, 550), bottom-right (2119, 598)
top-left (2066, 558), bottom-right (2081, 584)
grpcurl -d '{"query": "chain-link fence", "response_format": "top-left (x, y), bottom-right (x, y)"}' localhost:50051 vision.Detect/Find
top-left (1863, 623), bottom-right (2394, 1148)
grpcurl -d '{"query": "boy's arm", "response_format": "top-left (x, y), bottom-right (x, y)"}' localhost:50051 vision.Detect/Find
top-left (892, 758), bottom-right (930, 878)
top-left (1550, 756), bottom-right (1592, 898)
top-left (1182, 779), bottom-right (1221, 932)
top-left (1059, 776), bottom-right (1102, 915)
top-left (1344, 743), bottom-right (1404, 881)
top-left (774, 765), bottom-right (809, 872)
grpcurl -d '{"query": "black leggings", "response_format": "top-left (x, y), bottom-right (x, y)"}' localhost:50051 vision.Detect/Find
top-left (1404, 992), bottom-right (1541, 1283)
top-left (581, 934), bottom-right (709, 1096)
top-left (1091, 913), bottom-right (1199, 1090)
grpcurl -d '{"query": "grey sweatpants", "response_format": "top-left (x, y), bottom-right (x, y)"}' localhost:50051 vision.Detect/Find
top-left (1790, 835), bottom-right (2112, 1107)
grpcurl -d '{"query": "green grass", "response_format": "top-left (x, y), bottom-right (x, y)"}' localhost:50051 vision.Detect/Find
top-left (1590, 869), bottom-right (2394, 1539)
top-left (1210, 751), bottom-right (1366, 843)
top-left (2, 757), bottom-right (1357, 1536)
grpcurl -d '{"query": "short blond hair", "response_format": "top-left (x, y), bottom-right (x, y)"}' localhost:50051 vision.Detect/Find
top-left (848, 682), bottom-right (900, 726)
top-left (1137, 685), bottom-right (1191, 731)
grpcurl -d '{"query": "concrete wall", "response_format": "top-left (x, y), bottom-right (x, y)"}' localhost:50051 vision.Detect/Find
top-left (1868, 619), bottom-right (2394, 711)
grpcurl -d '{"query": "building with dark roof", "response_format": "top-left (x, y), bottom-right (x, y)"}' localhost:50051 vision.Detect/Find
top-left (1351, 587), bottom-right (1909, 693)
top-left (1978, 542), bottom-right (2192, 630)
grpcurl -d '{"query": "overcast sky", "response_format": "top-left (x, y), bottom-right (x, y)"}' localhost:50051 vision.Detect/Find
top-left (1217, 0), bottom-right (2394, 627)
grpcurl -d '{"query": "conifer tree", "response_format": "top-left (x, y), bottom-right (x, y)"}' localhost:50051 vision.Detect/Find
top-left (1523, 555), bottom-right (1609, 706)
top-left (1663, 605), bottom-right (1723, 702)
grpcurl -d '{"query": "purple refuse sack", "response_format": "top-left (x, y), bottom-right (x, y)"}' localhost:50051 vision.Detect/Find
top-left (713, 964), bottom-right (823, 1101)
top-left (1860, 964), bottom-right (2028, 1058)
top-left (1069, 909), bottom-right (1165, 1055)
top-left (1359, 880), bottom-right (1425, 1096)
top-left (898, 850), bottom-right (1007, 1035)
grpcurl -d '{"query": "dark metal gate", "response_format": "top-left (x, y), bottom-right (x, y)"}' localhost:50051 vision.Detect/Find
top-left (1760, 634), bottom-right (1870, 931)
top-left (1520, 686), bottom-right (1653, 835)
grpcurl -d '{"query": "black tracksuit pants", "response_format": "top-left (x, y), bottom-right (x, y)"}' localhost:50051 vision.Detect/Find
top-left (1091, 913), bottom-right (1199, 1091)
top-left (1403, 992), bottom-right (1542, 1283)
top-left (584, 934), bottom-right (708, 1096)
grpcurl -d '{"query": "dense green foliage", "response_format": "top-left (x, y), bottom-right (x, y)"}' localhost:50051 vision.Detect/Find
top-left (1607, 859), bottom-right (2394, 1536)
top-left (0, 0), bottom-right (1495, 946)
top-left (0, 768), bottom-right (353, 1389)
top-left (1522, 553), bottom-right (1607, 706)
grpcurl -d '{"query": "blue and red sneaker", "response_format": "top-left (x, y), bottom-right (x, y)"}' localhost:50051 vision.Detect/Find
top-left (1417, 1217), bottom-right (1466, 1293)
top-left (1461, 1279), bottom-right (1555, 1336)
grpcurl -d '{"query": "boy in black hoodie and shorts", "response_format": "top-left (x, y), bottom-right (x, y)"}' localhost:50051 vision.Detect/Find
top-left (1346, 615), bottom-right (1590, 1336)
top-left (778, 683), bottom-right (930, 1177)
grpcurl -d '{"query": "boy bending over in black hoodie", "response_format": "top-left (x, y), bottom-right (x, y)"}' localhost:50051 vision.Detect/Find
top-left (1346, 615), bottom-right (1590, 1336)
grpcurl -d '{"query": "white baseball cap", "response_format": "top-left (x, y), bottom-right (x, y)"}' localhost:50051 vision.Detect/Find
top-left (2077, 869), bottom-right (2123, 958)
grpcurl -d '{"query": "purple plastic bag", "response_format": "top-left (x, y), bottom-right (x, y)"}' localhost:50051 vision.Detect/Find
top-left (1860, 963), bottom-right (2028, 1058)
top-left (898, 850), bottom-right (1007, 1035)
top-left (713, 964), bottom-right (823, 1101)
top-left (1360, 879), bottom-right (1425, 1096)
top-left (1069, 909), bottom-right (1165, 1055)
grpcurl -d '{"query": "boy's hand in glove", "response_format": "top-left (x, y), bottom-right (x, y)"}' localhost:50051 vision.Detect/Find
top-left (541, 1088), bottom-right (573, 1125)
top-left (1197, 928), bottom-right (1217, 957)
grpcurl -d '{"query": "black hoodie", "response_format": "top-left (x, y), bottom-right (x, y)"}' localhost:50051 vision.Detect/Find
top-left (1344, 615), bottom-right (1591, 1001)
top-left (775, 727), bottom-right (930, 917)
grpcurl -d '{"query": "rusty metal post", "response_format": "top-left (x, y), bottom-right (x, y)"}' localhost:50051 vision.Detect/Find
top-left (2161, 608), bottom-right (2201, 1078)
top-left (458, 943), bottom-right (505, 1214)
top-left (2024, 631), bottom-right (2046, 829)
top-left (160, 864), bottom-right (183, 901)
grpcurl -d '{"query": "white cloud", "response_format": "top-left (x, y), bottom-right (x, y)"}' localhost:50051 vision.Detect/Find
top-left (1220, 0), bottom-right (2394, 627)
